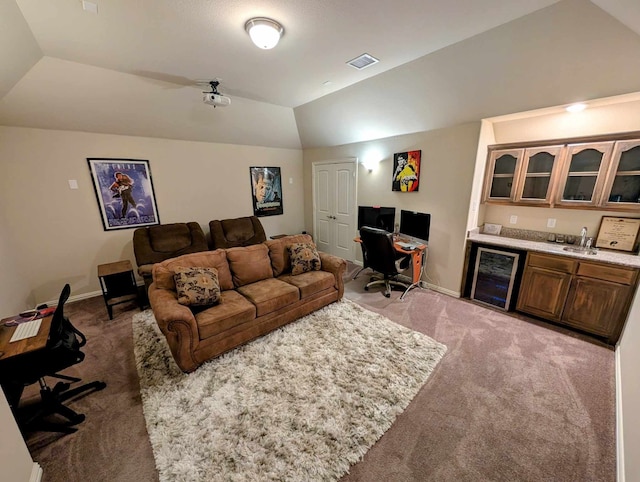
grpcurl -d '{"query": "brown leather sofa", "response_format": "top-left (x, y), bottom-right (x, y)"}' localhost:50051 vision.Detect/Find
top-left (148, 234), bottom-right (346, 372)
top-left (209, 216), bottom-right (266, 249)
top-left (133, 222), bottom-right (208, 291)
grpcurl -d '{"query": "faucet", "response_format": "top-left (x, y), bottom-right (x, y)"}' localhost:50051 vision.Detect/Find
top-left (579, 226), bottom-right (588, 247)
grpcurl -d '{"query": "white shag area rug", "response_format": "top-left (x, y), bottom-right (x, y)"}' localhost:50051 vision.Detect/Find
top-left (133, 299), bottom-right (447, 482)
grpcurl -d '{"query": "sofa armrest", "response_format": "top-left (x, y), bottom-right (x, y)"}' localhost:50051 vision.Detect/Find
top-left (148, 283), bottom-right (201, 372)
top-left (137, 264), bottom-right (154, 277)
top-left (319, 252), bottom-right (347, 299)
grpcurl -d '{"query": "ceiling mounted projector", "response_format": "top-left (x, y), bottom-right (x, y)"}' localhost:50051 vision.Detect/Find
top-left (203, 92), bottom-right (231, 107)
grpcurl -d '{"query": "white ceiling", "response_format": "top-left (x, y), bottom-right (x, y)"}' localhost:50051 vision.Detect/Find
top-left (13, 0), bottom-right (564, 108)
top-left (2, 0), bottom-right (640, 149)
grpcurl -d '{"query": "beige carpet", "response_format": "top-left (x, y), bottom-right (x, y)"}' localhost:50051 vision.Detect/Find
top-left (133, 299), bottom-right (446, 481)
top-left (22, 263), bottom-right (616, 481)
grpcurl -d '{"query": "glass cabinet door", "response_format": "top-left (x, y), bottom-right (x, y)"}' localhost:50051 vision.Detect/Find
top-left (601, 139), bottom-right (640, 208)
top-left (483, 149), bottom-right (523, 201)
top-left (556, 142), bottom-right (614, 207)
top-left (515, 145), bottom-right (563, 205)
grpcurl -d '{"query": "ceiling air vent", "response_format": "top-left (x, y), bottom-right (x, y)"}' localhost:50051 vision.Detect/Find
top-left (347, 53), bottom-right (379, 70)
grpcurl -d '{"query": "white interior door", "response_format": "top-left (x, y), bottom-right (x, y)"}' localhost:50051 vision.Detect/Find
top-left (313, 161), bottom-right (357, 260)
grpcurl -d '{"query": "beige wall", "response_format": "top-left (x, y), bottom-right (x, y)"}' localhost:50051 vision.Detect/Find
top-left (303, 122), bottom-right (481, 295)
top-left (0, 126), bottom-right (304, 307)
top-left (481, 98), bottom-right (640, 482)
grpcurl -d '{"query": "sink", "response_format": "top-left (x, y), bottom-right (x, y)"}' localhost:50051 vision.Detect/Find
top-left (563, 246), bottom-right (598, 255)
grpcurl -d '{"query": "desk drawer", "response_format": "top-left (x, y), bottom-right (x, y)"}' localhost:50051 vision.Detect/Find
top-left (577, 262), bottom-right (638, 285)
top-left (527, 253), bottom-right (577, 274)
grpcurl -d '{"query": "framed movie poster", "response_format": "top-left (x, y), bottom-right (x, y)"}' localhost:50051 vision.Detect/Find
top-left (87, 158), bottom-right (160, 231)
top-left (392, 150), bottom-right (421, 192)
top-left (250, 167), bottom-right (283, 217)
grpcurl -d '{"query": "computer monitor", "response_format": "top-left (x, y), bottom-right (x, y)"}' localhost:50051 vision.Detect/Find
top-left (357, 206), bottom-right (396, 233)
top-left (400, 210), bottom-right (431, 243)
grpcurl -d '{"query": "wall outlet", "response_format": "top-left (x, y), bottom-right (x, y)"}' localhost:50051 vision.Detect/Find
top-left (547, 218), bottom-right (556, 228)
top-left (509, 215), bottom-right (518, 224)
top-left (68, 179), bottom-right (78, 189)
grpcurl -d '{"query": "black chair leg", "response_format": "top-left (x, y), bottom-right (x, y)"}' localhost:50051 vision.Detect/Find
top-left (17, 378), bottom-right (106, 433)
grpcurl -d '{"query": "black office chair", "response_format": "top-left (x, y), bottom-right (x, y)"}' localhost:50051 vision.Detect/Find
top-left (359, 226), bottom-right (414, 299)
top-left (1, 284), bottom-right (106, 433)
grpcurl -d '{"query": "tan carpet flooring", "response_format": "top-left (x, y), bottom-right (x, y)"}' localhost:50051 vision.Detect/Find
top-left (20, 263), bottom-right (615, 481)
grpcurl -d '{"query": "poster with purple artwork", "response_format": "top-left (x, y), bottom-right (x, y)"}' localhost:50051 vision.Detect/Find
top-left (88, 158), bottom-right (160, 230)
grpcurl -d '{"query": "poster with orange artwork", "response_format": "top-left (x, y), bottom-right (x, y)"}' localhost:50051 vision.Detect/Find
top-left (392, 150), bottom-right (421, 192)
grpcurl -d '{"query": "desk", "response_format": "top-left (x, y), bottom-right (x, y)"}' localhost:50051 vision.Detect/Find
top-left (0, 315), bottom-right (52, 362)
top-left (353, 236), bottom-right (427, 289)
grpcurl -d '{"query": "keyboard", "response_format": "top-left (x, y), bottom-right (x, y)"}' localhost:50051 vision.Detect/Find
top-left (10, 319), bottom-right (42, 342)
top-left (397, 241), bottom-right (417, 250)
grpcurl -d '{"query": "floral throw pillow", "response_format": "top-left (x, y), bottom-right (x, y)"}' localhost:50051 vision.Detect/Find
top-left (173, 267), bottom-right (221, 306)
top-left (288, 243), bottom-right (321, 276)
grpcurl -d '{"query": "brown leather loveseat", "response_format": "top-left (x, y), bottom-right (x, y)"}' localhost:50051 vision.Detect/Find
top-left (209, 215), bottom-right (266, 249)
top-left (133, 222), bottom-right (208, 291)
top-left (148, 234), bottom-right (346, 372)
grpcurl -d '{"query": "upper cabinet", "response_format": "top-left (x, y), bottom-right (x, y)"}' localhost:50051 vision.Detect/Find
top-left (482, 134), bottom-right (640, 212)
top-left (516, 145), bottom-right (564, 205)
top-left (482, 145), bottom-right (563, 206)
top-left (555, 141), bottom-right (613, 208)
top-left (483, 149), bottom-right (523, 202)
top-left (601, 139), bottom-right (640, 209)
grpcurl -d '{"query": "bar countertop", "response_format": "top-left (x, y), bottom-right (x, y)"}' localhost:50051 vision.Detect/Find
top-left (467, 231), bottom-right (640, 269)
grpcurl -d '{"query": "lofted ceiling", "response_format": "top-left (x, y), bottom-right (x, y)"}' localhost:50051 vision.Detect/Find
top-left (11, 0), bottom-right (566, 108)
top-left (2, 0), bottom-right (640, 148)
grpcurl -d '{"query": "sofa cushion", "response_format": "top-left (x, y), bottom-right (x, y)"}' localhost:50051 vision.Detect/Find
top-left (265, 234), bottom-right (315, 277)
top-left (226, 244), bottom-right (273, 287)
top-left (149, 223), bottom-right (193, 252)
top-left (277, 270), bottom-right (336, 299)
top-left (288, 243), bottom-right (321, 275)
top-left (153, 250), bottom-right (233, 291)
top-left (174, 267), bottom-right (221, 307)
top-left (195, 290), bottom-right (256, 340)
top-left (237, 278), bottom-right (299, 317)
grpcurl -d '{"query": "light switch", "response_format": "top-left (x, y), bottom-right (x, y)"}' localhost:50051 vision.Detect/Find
top-left (68, 179), bottom-right (79, 189)
top-left (547, 218), bottom-right (556, 228)
top-left (509, 215), bottom-right (518, 224)
top-left (289, 177), bottom-right (293, 184)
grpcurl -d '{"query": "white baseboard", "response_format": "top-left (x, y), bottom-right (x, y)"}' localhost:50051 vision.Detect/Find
top-left (41, 289), bottom-right (103, 307)
top-left (423, 282), bottom-right (460, 298)
top-left (615, 346), bottom-right (625, 482)
top-left (30, 463), bottom-right (43, 482)
top-left (39, 280), bottom-right (145, 307)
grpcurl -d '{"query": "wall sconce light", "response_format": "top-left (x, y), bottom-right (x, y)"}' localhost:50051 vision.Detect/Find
top-left (361, 149), bottom-right (384, 172)
top-left (245, 17), bottom-right (284, 49)
top-left (362, 158), bottom-right (382, 172)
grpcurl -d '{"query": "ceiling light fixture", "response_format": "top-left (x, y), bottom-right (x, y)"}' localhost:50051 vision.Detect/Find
top-left (566, 103), bottom-right (587, 113)
top-left (245, 17), bottom-right (284, 50)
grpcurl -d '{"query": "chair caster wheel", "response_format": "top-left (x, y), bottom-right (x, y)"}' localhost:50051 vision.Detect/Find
top-left (384, 293), bottom-right (391, 298)
top-left (96, 382), bottom-right (107, 391)
top-left (364, 286), bottom-right (369, 291)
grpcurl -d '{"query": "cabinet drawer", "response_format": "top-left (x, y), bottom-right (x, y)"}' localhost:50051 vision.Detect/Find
top-left (527, 253), bottom-right (577, 273)
top-left (577, 262), bottom-right (638, 285)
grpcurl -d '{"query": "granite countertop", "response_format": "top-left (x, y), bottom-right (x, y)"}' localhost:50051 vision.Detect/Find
top-left (467, 231), bottom-right (640, 268)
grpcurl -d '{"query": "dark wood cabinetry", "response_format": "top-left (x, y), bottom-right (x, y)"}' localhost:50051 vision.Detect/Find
top-left (483, 134), bottom-right (640, 212)
top-left (516, 252), bottom-right (638, 344)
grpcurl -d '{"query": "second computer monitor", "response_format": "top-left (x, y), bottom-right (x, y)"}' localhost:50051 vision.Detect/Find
top-left (400, 210), bottom-right (431, 243)
top-left (358, 206), bottom-right (396, 233)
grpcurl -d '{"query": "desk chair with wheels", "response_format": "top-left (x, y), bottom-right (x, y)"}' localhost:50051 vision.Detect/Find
top-left (1, 284), bottom-right (106, 433)
top-left (359, 226), bottom-right (413, 299)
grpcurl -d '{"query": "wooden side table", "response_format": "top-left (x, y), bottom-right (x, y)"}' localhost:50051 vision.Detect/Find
top-left (97, 260), bottom-right (141, 319)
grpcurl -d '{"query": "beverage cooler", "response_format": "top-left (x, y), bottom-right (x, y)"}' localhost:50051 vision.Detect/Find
top-left (465, 243), bottom-right (527, 311)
